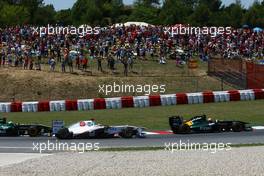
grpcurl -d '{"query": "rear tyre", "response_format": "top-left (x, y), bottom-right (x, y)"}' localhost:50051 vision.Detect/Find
top-left (232, 123), bottom-right (243, 132)
top-left (181, 124), bottom-right (191, 134)
top-left (56, 128), bottom-right (73, 139)
top-left (172, 126), bottom-right (181, 134)
top-left (120, 127), bottom-right (134, 138)
top-left (28, 126), bottom-right (40, 137)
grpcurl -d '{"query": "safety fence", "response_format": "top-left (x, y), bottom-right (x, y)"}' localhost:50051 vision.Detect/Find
top-left (208, 58), bottom-right (247, 88)
top-left (0, 89), bottom-right (263, 113)
top-left (208, 58), bottom-right (264, 89)
top-left (246, 62), bottom-right (264, 89)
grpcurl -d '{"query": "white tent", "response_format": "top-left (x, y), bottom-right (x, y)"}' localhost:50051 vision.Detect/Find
top-left (124, 22), bottom-right (154, 27)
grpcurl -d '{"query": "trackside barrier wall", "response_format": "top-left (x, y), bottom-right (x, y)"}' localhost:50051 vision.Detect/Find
top-left (22, 102), bottom-right (38, 112)
top-left (176, 93), bottom-right (188, 104)
top-left (149, 95), bottom-right (161, 106)
top-left (11, 102), bottom-right (22, 112)
top-left (121, 96), bottom-right (134, 108)
top-left (105, 97), bottom-right (122, 109)
top-left (203, 91), bottom-right (214, 103)
top-left (0, 89), bottom-right (263, 113)
top-left (187, 93), bottom-right (203, 104)
top-left (65, 100), bottom-right (78, 111)
top-left (133, 96), bottom-right (150, 108)
top-left (93, 98), bottom-right (106, 110)
top-left (49, 100), bottom-right (66, 112)
top-left (0, 103), bottom-right (11, 113)
top-left (239, 90), bottom-right (255, 101)
top-left (160, 94), bottom-right (177, 106)
top-left (77, 99), bottom-right (94, 111)
top-left (228, 90), bottom-right (241, 101)
top-left (252, 89), bottom-right (264, 99)
top-left (213, 91), bottom-right (230, 102)
top-left (38, 101), bottom-right (50, 112)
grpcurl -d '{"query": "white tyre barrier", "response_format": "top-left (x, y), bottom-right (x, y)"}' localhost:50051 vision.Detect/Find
top-left (77, 99), bottom-right (94, 111)
top-left (160, 94), bottom-right (177, 106)
top-left (239, 90), bottom-right (255, 101)
top-left (187, 93), bottom-right (203, 104)
top-left (213, 91), bottom-right (230, 102)
top-left (22, 102), bottom-right (38, 112)
top-left (133, 96), bottom-right (150, 108)
top-left (105, 97), bottom-right (122, 109)
top-left (0, 103), bottom-right (11, 113)
top-left (49, 100), bottom-right (66, 112)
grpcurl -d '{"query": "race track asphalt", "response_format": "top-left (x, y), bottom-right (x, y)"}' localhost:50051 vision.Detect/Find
top-left (0, 130), bottom-right (264, 153)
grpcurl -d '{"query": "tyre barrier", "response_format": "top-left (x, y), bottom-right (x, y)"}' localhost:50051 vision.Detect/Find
top-left (160, 94), bottom-right (177, 106)
top-left (49, 100), bottom-right (66, 112)
top-left (38, 101), bottom-right (50, 112)
top-left (121, 96), bottom-right (134, 108)
top-left (0, 102), bottom-right (11, 113)
top-left (0, 89), bottom-right (263, 113)
top-left (22, 102), bottom-right (38, 112)
top-left (77, 99), bottom-right (94, 111)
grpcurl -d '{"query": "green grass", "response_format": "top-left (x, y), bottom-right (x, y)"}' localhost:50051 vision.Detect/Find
top-left (2, 100), bottom-right (264, 130)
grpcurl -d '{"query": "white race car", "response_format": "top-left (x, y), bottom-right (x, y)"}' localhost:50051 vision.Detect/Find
top-left (56, 120), bottom-right (146, 139)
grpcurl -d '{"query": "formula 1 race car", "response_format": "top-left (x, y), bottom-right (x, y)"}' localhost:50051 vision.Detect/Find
top-left (0, 118), bottom-right (52, 137)
top-left (56, 120), bottom-right (146, 139)
top-left (169, 115), bottom-right (252, 134)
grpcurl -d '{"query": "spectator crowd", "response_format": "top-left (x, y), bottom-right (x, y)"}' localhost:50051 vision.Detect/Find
top-left (0, 25), bottom-right (263, 76)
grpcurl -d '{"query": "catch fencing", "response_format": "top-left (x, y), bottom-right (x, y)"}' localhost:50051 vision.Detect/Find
top-left (208, 57), bottom-right (264, 89)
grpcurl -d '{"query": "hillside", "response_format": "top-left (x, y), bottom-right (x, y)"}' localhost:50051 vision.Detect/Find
top-left (0, 60), bottom-right (234, 102)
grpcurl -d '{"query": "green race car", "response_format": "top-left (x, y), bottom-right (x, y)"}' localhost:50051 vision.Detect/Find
top-left (169, 115), bottom-right (252, 134)
top-left (0, 118), bottom-right (51, 137)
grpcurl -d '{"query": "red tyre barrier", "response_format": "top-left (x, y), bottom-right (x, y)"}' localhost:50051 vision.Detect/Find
top-left (228, 90), bottom-right (240, 101)
top-left (11, 102), bottom-right (22, 112)
top-left (253, 89), bottom-right (264, 99)
top-left (203, 91), bottom-right (214, 103)
top-left (176, 93), bottom-right (188, 104)
top-left (93, 98), bottom-right (106, 110)
top-left (121, 96), bottom-right (134, 108)
top-left (38, 101), bottom-right (50, 112)
top-left (65, 100), bottom-right (78, 111)
top-left (149, 95), bottom-right (161, 106)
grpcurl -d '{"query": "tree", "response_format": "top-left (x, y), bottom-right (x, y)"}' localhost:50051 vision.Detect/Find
top-left (0, 5), bottom-right (30, 26)
top-left (32, 4), bottom-right (56, 25)
top-left (189, 3), bottom-right (211, 26)
top-left (243, 1), bottom-right (264, 27)
top-left (128, 0), bottom-right (161, 24)
top-left (160, 0), bottom-right (196, 25)
top-left (3, 0), bottom-right (44, 23)
top-left (198, 0), bottom-right (222, 12)
top-left (56, 9), bottom-right (72, 25)
top-left (222, 1), bottom-right (244, 28)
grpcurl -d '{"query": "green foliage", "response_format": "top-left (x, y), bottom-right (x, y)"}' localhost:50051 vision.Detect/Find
top-left (160, 0), bottom-right (190, 25)
top-left (129, 1), bottom-right (160, 24)
top-left (0, 0), bottom-right (263, 27)
top-left (56, 9), bottom-right (72, 25)
top-left (243, 1), bottom-right (264, 27)
top-left (32, 5), bottom-right (56, 25)
top-left (0, 5), bottom-right (30, 26)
